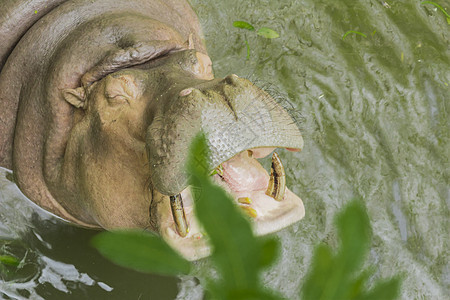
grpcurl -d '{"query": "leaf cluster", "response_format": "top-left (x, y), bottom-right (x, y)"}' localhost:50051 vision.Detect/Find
top-left (187, 134), bottom-right (282, 299)
top-left (301, 201), bottom-right (400, 300)
top-left (91, 134), bottom-right (401, 300)
top-left (233, 21), bottom-right (280, 39)
top-left (232, 21), bottom-right (279, 60)
top-left (92, 133), bottom-right (282, 299)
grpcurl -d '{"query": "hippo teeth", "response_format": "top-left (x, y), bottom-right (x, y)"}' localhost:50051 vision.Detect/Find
top-left (169, 150), bottom-right (285, 237)
top-left (238, 197), bottom-right (257, 218)
top-left (170, 194), bottom-right (189, 237)
top-left (265, 152), bottom-right (286, 201)
top-left (210, 163), bottom-right (224, 177)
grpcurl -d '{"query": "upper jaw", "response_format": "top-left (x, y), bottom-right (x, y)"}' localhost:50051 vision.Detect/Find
top-left (150, 147), bottom-right (305, 261)
top-left (146, 74), bottom-right (304, 197)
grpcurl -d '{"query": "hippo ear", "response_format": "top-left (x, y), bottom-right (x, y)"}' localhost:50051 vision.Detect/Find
top-left (187, 33), bottom-right (195, 50)
top-left (62, 87), bottom-right (86, 109)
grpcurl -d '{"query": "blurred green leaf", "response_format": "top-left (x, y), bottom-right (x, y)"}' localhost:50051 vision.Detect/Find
top-left (301, 200), bottom-right (400, 300)
top-left (227, 288), bottom-right (284, 300)
top-left (347, 270), bottom-right (372, 299)
top-left (336, 201), bottom-right (371, 273)
top-left (187, 132), bottom-right (211, 179)
top-left (197, 182), bottom-right (259, 289)
top-left (258, 238), bottom-right (280, 269)
top-left (301, 245), bottom-right (334, 300)
top-left (257, 27), bottom-right (280, 39)
top-left (205, 281), bottom-right (283, 300)
top-left (189, 134), bottom-right (259, 290)
top-left (359, 278), bottom-right (401, 300)
top-left (188, 133), bottom-right (281, 298)
top-left (233, 21), bottom-right (255, 31)
top-left (0, 255), bottom-right (19, 267)
top-left (91, 230), bottom-right (191, 276)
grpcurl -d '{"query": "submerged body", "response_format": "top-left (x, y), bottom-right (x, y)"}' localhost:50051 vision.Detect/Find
top-left (0, 0), bottom-right (304, 259)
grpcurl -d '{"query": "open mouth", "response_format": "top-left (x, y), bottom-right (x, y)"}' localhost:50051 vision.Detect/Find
top-left (153, 147), bottom-right (304, 261)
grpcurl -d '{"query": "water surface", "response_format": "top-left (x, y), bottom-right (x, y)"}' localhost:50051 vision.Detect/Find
top-left (1, 0), bottom-right (449, 299)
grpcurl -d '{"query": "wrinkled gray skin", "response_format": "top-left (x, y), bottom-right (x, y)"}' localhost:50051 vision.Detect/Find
top-left (0, 0), bottom-right (304, 259)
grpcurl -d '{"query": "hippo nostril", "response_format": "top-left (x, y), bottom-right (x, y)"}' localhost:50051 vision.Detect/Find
top-left (224, 74), bottom-right (239, 85)
top-left (179, 88), bottom-right (193, 97)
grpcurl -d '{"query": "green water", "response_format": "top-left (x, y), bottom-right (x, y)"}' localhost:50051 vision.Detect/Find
top-left (1, 0), bottom-right (449, 299)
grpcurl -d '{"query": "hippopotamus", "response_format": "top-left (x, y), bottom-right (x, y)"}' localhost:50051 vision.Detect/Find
top-left (0, 0), bottom-right (304, 260)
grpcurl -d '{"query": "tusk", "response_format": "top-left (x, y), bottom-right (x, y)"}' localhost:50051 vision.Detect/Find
top-left (170, 194), bottom-right (189, 237)
top-left (238, 196), bottom-right (256, 218)
top-left (240, 205), bottom-right (258, 218)
top-left (238, 197), bottom-right (252, 205)
top-left (265, 152), bottom-right (286, 201)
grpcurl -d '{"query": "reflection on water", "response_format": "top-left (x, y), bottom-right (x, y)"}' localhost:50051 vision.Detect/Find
top-left (1, 0), bottom-right (449, 299)
top-left (0, 168), bottom-right (178, 299)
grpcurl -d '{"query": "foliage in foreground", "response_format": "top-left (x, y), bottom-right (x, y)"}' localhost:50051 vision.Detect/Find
top-left (92, 134), bottom-right (400, 300)
top-left (301, 201), bottom-right (400, 300)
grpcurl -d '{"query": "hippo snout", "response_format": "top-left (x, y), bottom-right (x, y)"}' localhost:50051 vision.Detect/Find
top-left (142, 70), bottom-right (304, 259)
top-left (147, 73), bottom-right (303, 197)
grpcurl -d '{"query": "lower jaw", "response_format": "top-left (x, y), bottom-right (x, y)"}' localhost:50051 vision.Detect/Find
top-left (241, 188), bottom-right (305, 235)
top-left (152, 185), bottom-right (305, 261)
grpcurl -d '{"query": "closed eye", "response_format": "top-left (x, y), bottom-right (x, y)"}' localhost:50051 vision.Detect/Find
top-left (106, 94), bottom-right (129, 106)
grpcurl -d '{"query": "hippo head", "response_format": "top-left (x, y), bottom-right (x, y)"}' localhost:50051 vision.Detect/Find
top-left (60, 49), bottom-right (304, 259)
top-left (0, 0), bottom-right (304, 260)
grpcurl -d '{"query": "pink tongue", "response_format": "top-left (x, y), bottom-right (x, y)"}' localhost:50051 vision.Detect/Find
top-left (221, 151), bottom-right (269, 192)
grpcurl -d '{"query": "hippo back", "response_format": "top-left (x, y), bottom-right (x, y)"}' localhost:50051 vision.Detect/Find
top-left (0, 0), bottom-right (206, 225)
top-left (0, 0), bottom-right (67, 169)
